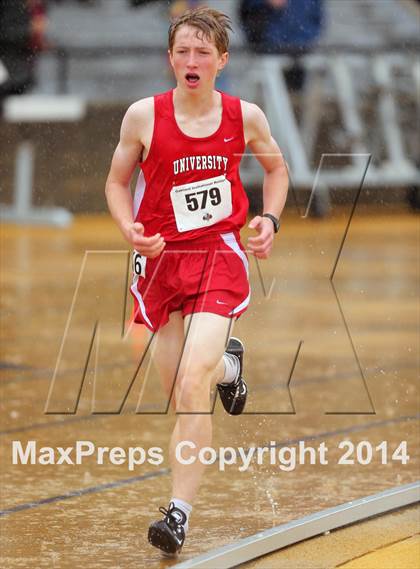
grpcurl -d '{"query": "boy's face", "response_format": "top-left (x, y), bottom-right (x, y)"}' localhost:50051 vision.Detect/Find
top-left (169, 25), bottom-right (228, 91)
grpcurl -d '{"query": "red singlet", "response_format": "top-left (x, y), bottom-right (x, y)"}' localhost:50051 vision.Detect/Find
top-left (130, 89), bottom-right (251, 331)
top-left (133, 89), bottom-right (249, 241)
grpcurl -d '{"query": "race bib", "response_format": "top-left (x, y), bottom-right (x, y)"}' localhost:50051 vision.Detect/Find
top-left (132, 251), bottom-right (147, 278)
top-left (170, 175), bottom-right (232, 233)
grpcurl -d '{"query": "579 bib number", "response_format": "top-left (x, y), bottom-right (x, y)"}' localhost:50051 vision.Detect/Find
top-left (170, 175), bottom-right (232, 233)
top-left (185, 186), bottom-right (221, 211)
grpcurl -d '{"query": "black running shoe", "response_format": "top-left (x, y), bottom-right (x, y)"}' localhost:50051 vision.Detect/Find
top-left (217, 337), bottom-right (248, 415)
top-left (148, 503), bottom-right (186, 555)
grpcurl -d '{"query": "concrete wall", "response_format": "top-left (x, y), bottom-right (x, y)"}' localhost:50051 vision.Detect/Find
top-left (1, 103), bottom-right (125, 213)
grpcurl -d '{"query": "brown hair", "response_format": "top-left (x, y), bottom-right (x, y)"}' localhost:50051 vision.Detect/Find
top-left (168, 7), bottom-right (232, 55)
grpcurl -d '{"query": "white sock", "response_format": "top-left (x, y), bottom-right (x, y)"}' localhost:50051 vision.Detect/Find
top-left (170, 498), bottom-right (192, 533)
top-left (220, 353), bottom-right (240, 385)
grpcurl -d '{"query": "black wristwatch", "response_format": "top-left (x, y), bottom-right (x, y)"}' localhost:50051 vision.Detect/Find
top-left (262, 213), bottom-right (280, 233)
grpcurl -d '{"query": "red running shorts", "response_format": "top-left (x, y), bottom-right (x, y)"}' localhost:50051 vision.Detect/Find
top-left (130, 231), bottom-right (250, 332)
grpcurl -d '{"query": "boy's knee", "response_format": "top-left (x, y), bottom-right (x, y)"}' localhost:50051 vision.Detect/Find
top-left (175, 372), bottom-right (212, 412)
top-left (179, 357), bottom-right (216, 381)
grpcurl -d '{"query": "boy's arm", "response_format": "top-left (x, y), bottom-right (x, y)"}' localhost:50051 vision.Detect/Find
top-left (242, 101), bottom-right (289, 259)
top-left (105, 100), bottom-right (165, 258)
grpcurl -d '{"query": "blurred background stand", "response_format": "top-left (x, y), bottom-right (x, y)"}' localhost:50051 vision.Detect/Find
top-left (241, 45), bottom-right (420, 216)
top-left (0, 95), bottom-right (86, 227)
top-left (0, 0), bottom-right (49, 98)
top-left (1, 0), bottom-right (419, 217)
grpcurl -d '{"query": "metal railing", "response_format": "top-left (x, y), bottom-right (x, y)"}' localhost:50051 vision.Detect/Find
top-left (44, 41), bottom-right (419, 94)
top-left (174, 482), bottom-right (420, 569)
top-left (45, 41), bottom-right (419, 211)
top-left (241, 45), bottom-right (419, 212)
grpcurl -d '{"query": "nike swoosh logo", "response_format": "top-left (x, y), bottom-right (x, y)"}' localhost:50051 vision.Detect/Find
top-left (224, 137), bottom-right (235, 143)
top-left (216, 300), bottom-right (227, 305)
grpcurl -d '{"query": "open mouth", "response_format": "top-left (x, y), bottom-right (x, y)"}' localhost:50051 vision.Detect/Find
top-left (185, 73), bottom-right (200, 85)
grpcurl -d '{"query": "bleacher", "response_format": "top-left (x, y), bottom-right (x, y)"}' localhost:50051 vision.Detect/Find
top-left (1, 0), bottom-right (419, 221)
top-left (33, 0), bottom-right (419, 101)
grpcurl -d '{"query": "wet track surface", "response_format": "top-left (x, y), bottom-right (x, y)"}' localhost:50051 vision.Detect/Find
top-left (1, 210), bottom-right (418, 567)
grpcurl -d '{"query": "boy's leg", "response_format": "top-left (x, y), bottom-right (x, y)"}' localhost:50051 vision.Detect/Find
top-left (150, 310), bottom-right (234, 411)
top-left (169, 312), bottom-right (233, 504)
top-left (150, 310), bottom-right (185, 410)
top-left (151, 311), bottom-right (241, 503)
top-left (148, 312), bottom-right (241, 555)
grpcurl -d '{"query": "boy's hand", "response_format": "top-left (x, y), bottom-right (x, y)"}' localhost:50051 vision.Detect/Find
top-left (247, 216), bottom-right (274, 259)
top-left (123, 222), bottom-right (165, 258)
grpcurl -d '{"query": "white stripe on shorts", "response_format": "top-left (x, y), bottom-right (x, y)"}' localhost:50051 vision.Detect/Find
top-left (130, 274), bottom-right (153, 329)
top-left (220, 232), bottom-right (250, 315)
